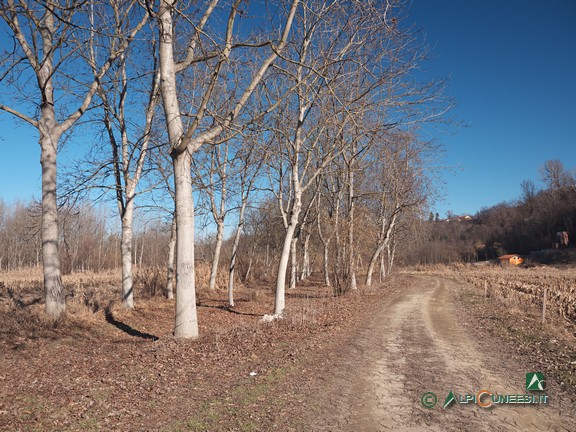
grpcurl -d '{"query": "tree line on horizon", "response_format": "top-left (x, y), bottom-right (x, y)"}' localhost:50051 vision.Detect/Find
top-left (407, 159), bottom-right (576, 265)
top-left (0, 0), bottom-right (450, 338)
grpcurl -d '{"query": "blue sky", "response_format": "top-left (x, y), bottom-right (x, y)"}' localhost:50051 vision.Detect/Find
top-left (1, 0), bottom-right (575, 218)
top-left (408, 0), bottom-right (576, 216)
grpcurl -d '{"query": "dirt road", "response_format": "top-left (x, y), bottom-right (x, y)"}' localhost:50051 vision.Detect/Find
top-left (311, 275), bottom-right (575, 431)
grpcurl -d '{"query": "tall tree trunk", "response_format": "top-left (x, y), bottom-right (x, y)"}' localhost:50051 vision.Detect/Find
top-left (274, 176), bottom-right (302, 315)
top-left (366, 207), bottom-right (399, 286)
top-left (40, 129), bottom-right (65, 317)
top-left (347, 168), bottom-right (357, 290)
top-left (274, 215), bottom-right (299, 315)
top-left (138, 235), bottom-right (145, 267)
top-left (228, 199), bottom-right (247, 307)
top-left (290, 236), bottom-right (298, 289)
top-left (317, 212), bottom-right (331, 286)
top-left (264, 243), bottom-right (270, 276)
top-left (387, 237), bottom-right (396, 274)
top-left (120, 198), bottom-right (135, 308)
top-left (133, 238), bottom-right (138, 265)
top-left (158, 0), bottom-right (198, 339)
top-left (300, 233), bottom-right (311, 280)
top-left (157, 0), bottom-right (299, 333)
top-left (245, 256), bottom-right (253, 282)
top-left (208, 219), bottom-right (225, 291)
top-left (335, 225), bottom-right (342, 273)
top-left (172, 151), bottom-right (199, 338)
top-left (166, 216), bottom-right (176, 300)
top-left (322, 242), bottom-right (330, 286)
top-left (37, 7), bottom-right (65, 317)
top-left (365, 242), bottom-right (385, 287)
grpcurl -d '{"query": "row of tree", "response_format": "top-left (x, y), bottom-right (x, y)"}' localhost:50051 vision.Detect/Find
top-left (408, 160), bottom-right (576, 264)
top-left (0, 200), bottom-right (173, 273)
top-left (0, 1), bottom-right (448, 338)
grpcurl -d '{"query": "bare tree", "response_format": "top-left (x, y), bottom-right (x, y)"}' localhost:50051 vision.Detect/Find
top-left (227, 135), bottom-right (265, 307)
top-left (315, 169), bottom-right (344, 287)
top-left (541, 159), bottom-right (572, 190)
top-left (267, 0), bottom-right (408, 314)
top-left (521, 179), bottom-right (537, 215)
top-left (298, 186), bottom-right (319, 282)
top-left (193, 143), bottom-right (230, 293)
top-left (364, 132), bottom-right (430, 286)
top-left (94, 20), bottom-right (160, 308)
top-left (156, 0), bottom-right (300, 338)
top-left (146, 149), bottom-right (177, 299)
top-left (0, 0), bottom-right (149, 316)
top-left (342, 139), bottom-right (359, 290)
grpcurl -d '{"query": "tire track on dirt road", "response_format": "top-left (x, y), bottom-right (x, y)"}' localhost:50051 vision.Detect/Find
top-left (312, 275), bottom-right (574, 431)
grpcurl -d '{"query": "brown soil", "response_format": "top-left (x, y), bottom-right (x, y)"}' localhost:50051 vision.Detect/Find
top-left (305, 275), bottom-right (576, 431)
top-left (1, 274), bottom-right (575, 431)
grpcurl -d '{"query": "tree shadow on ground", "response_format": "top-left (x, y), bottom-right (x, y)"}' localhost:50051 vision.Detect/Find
top-left (285, 292), bottom-right (331, 299)
top-left (4, 287), bottom-right (43, 308)
top-left (104, 309), bottom-right (159, 341)
top-left (197, 302), bottom-right (261, 317)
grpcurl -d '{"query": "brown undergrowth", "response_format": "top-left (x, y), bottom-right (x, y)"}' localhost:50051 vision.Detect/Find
top-left (0, 267), bottom-right (391, 431)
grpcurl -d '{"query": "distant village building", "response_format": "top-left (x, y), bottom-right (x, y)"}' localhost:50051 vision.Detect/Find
top-left (555, 231), bottom-right (569, 248)
top-left (498, 254), bottom-right (524, 266)
top-left (444, 215), bottom-right (474, 223)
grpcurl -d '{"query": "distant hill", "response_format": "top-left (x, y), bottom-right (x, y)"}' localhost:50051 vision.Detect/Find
top-left (403, 161), bottom-right (576, 265)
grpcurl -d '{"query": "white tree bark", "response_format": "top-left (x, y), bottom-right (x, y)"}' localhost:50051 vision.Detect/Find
top-left (209, 219), bottom-right (225, 291)
top-left (347, 163), bottom-right (357, 290)
top-left (40, 127), bottom-right (65, 317)
top-left (157, 0), bottom-right (300, 337)
top-left (379, 251), bottom-right (386, 282)
top-left (207, 145), bottom-right (228, 292)
top-left (322, 242), bottom-right (330, 286)
top-left (316, 181), bottom-right (342, 287)
top-left (290, 236), bottom-right (298, 289)
top-left (300, 232), bottom-right (311, 280)
top-left (366, 207), bottom-right (399, 286)
top-left (158, 0), bottom-right (199, 338)
top-left (273, 202), bottom-right (301, 315)
top-left (228, 198), bottom-right (247, 307)
top-left (120, 198), bottom-right (135, 308)
top-left (173, 151), bottom-right (199, 338)
top-left (388, 234), bottom-right (397, 275)
top-left (36, 8), bottom-right (65, 317)
top-left (166, 216), bottom-right (176, 300)
top-left (228, 137), bottom-right (263, 305)
top-left (102, 57), bottom-right (160, 309)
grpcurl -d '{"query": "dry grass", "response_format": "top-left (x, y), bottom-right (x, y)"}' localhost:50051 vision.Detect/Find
top-left (0, 263), bottom-right (247, 346)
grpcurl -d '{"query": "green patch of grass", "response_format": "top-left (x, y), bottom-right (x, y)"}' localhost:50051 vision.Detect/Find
top-left (74, 418), bottom-right (100, 431)
top-left (165, 365), bottom-right (294, 431)
top-left (457, 290), bottom-right (485, 305)
top-left (506, 326), bottom-right (539, 345)
top-left (238, 421), bottom-right (257, 432)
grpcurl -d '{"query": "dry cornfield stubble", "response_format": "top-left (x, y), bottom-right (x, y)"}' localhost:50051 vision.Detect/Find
top-left (412, 263), bottom-right (576, 389)
top-left (414, 263), bottom-right (576, 323)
